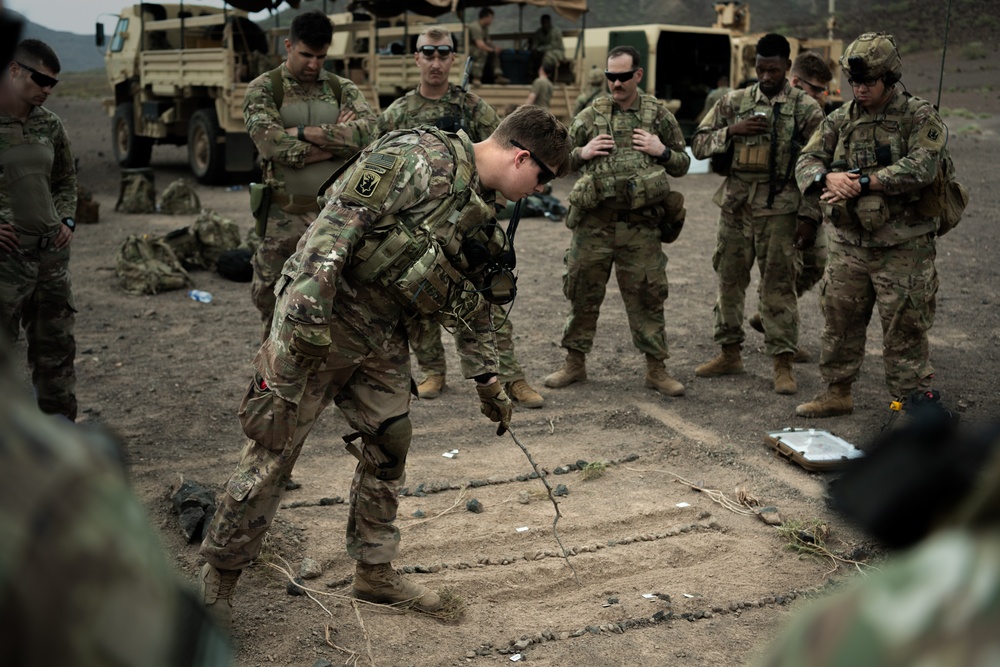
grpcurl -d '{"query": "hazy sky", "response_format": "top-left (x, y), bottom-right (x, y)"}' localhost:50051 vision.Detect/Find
top-left (8, 0), bottom-right (276, 35)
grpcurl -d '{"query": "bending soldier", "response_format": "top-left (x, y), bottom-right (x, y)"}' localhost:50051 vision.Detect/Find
top-left (198, 105), bottom-right (571, 629)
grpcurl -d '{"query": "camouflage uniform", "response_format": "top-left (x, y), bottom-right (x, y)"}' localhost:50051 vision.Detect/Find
top-left (795, 87), bottom-right (944, 396)
top-left (530, 24), bottom-right (564, 70)
top-left (201, 128), bottom-right (500, 570)
top-left (559, 92), bottom-right (689, 360)
top-left (468, 21), bottom-right (503, 82)
top-left (529, 76), bottom-right (554, 110)
top-left (0, 103), bottom-right (78, 420)
top-left (0, 346), bottom-right (230, 665)
top-left (692, 81), bottom-right (824, 356)
top-left (245, 63), bottom-right (375, 340)
top-left (375, 85), bottom-right (529, 385)
top-left (755, 445), bottom-right (1000, 667)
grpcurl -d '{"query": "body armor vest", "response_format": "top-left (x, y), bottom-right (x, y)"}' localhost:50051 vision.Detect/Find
top-left (348, 128), bottom-right (498, 316)
top-left (585, 94), bottom-right (658, 204)
top-left (729, 85), bottom-right (805, 185)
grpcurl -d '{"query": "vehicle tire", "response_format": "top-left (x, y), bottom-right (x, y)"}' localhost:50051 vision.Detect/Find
top-left (112, 103), bottom-right (153, 168)
top-left (188, 108), bottom-right (226, 185)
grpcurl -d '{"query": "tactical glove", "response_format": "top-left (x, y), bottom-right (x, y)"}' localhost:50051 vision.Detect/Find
top-left (476, 381), bottom-right (513, 436)
top-left (793, 219), bottom-right (818, 250)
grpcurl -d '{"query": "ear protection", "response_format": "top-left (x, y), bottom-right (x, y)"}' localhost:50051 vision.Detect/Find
top-left (461, 199), bottom-right (522, 306)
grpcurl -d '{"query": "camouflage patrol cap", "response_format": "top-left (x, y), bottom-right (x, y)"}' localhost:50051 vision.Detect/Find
top-left (841, 32), bottom-right (902, 85)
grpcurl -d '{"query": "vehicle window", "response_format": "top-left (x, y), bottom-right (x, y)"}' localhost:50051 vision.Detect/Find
top-left (111, 17), bottom-right (128, 53)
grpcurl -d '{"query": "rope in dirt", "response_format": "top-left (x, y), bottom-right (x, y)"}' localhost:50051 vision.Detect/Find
top-left (623, 465), bottom-right (759, 516)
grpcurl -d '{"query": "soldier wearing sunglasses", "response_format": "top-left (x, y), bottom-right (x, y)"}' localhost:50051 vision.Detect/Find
top-left (368, 26), bottom-right (546, 409)
top-left (545, 45), bottom-right (690, 398)
top-left (0, 39), bottom-right (79, 421)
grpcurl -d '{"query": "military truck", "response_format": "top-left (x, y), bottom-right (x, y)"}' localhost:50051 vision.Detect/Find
top-left (97, 2), bottom-right (288, 183)
top-left (566, 2), bottom-right (844, 136)
top-left (330, 0), bottom-right (587, 124)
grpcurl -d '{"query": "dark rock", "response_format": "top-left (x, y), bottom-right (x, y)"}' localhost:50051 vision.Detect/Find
top-left (652, 610), bottom-right (667, 622)
top-left (413, 509), bottom-right (426, 518)
top-left (553, 484), bottom-right (569, 497)
top-left (319, 496), bottom-right (342, 506)
top-left (607, 596), bottom-right (619, 605)
top-left (528, 471), bottom-right (540, 479)
top-left (575, 459), bottom-right (589, 470)
top-left (623, 453), bottom-right (639, 462)
top-left (470, 479), bottom-right (487, 488)
top-left (284, 479), bottom-right (302, 491)
top-left (312, 660), bottom-right (334, 667)
top-left (553, 466), bottom-right (569, 475)
top-left (516, 474), bottom-right (528, 482)
top-left (177, 506), bottom-right (206, 543)
top-left (656, 593), bottom-right (671, 602)
top-left (586, 625), bottom-right (600, 634)
top-left (287, 577), bottom-right (306, 596)
top-left (466, 499), bottom-right (484, 513)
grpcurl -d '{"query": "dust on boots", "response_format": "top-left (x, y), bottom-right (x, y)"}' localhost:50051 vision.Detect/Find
top-left (352, 562), bottom-right (443, 612)
top-left (796, 382), bottom-right (853, 418)
top-left (199, 562), bottom-right (241, 631)
top-left (695, 343), bottom-right (744, 378)
top-left (543, 349), bottom-right (586, 388)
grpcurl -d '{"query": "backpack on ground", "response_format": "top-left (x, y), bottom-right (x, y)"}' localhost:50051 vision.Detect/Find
top-left (115, 170), bottom-right (156, 214)
top-left (159, 178), bottom-right (202, 215)
top-left (75, 185), bottom-right (100, 224)
top-left (115, 234), bottom-right (193, 295)
top-left (193, 210), bottom-right (242, 267)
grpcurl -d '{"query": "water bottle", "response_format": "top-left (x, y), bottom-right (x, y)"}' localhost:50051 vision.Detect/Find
top-left (188, 289), bottom-right (213, 303)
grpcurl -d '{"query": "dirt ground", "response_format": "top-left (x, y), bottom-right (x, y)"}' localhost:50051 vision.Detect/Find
top-left (25, 48), bottom-right (1000, 666)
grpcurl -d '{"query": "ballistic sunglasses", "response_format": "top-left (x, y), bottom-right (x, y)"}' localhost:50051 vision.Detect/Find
top-left (510, 139), bottom-right (556, 185)
top-left (15, 61), bottom-right (58, 88)
top-left (604, 68), bottom-right (638, 83)
top-left (417, 45), bottom-right (453, 58)
top-left (847, 76), bottom-right (879, 88)
top-left (799, 79), bottom-right (828, 96)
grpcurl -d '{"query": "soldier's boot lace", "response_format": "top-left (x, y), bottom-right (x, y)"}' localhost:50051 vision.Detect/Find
top-left (644, 355), bottom-right (685, 397)
top-left (505, 379), bottom-right (545, 408)
top-left (796, 382), bottom-right (853, 418)
top-left (543, 350), bottom-right (587, 388)
top-left (695, 343), bottom-right (744, 378)
top-left (199, 562), bottom-right (241, 632)
top-left (353, 562), bottom-right (443, 612)
top-left (773, 352), bottom-right (798, 395)
top-left (417, 375), bottom-right (446, 399)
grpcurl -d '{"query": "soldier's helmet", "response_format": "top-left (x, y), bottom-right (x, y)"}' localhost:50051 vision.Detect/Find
top-left (587, 68), bottom-right (604, 87)
top-left (841, 32), bottom-right (902, 85)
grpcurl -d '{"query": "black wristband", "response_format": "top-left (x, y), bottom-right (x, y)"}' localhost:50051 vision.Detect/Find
top-left (297, 124), bottom-right (306, 142)
top-left (61, 217), bottom-right (76, 232)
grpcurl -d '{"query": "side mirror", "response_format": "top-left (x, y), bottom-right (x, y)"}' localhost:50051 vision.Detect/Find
top-left (96, 22), bottom-right (105, 48)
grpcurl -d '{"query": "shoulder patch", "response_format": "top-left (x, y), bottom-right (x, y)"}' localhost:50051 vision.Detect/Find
top-left (918, 118), bottom-right (947, 151)
top-left (340, 152), bottom-right (401, 210)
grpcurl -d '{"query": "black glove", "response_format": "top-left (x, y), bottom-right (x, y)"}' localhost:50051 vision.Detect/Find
top-left (793, 219), bottom-right (818, 250)
top-left (475, 381), bottom-right (512, 436)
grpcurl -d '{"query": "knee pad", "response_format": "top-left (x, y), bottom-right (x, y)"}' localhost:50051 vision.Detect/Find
top-left (360, 413), bottom-right (412, 480)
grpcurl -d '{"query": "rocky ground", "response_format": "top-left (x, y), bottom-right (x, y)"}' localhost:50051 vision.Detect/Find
top-left (20, 46), bottom-right (1000, 666)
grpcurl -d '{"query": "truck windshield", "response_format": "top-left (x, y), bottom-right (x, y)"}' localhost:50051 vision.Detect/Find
top-left (110, 17), bottom-right (128, 53)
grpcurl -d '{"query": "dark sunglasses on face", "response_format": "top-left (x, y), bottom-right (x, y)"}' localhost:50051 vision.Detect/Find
top-left (604, 68), bottom-right (637, 83)
top-left (800, 79), bottom-right (827, 96)
top-left (15, 61), bottom-right (58, 88)
top-left (417, 45), bottom-right (453, 58)
top-left (510, 139), bottom-right (556, 185)
top-left (848, 76), bottom-right (878, 88)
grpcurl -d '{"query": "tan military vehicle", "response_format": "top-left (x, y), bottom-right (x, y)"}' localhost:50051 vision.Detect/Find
top-left (97, 2), bottom-right (288, 183)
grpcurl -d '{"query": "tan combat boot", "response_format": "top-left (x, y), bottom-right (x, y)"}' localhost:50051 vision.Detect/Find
top-left (543, 350), bottom-right (587, 388)
top-left (695, 343), bottom-right (744, 378)
top-left (199, 562), bottom-right (241, 632)
top-left (795, 382), bottom-right (853, 418)
top-left (417, 375), bottom-right (446, 399)
top-left (353, 562), bottom-right (443, 612)
top-left (644, 355), bottom-right (685, 397)
top-left (773, 352), bottom-right (797, 395)
top-left (506, 379), bottom-right (545, 408)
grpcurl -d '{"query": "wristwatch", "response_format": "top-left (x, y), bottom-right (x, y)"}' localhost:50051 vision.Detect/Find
top-left (61, 217), bottom-right (76, 232)
top-left (858, 175), bottom-right (871, 195)
top-left (658, 146), bottom-right (671, 161)
top-left (297, 124), bottom-right (306, 142)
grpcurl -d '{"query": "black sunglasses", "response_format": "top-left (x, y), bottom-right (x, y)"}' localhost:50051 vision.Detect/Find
top-left (417, 45), bottom-right (453, 58)
top-left (799, 79), bottom-right (827, 96)
top-left (510, 139), bottom-right (555, 185)
top-left (847, 76), bottom-right (879, 88)
top-left (604, 68), bottom-right (637, 83)
top-left (15, 61), bottom-right (58, 88)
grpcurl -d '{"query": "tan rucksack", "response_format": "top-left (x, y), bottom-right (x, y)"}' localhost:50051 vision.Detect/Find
top-left (158, 178), bottom-right (202, 215)
top-left (115, 234), bottom-right (193, 295)
top-left (115, 171), bottom-right (156, 214)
